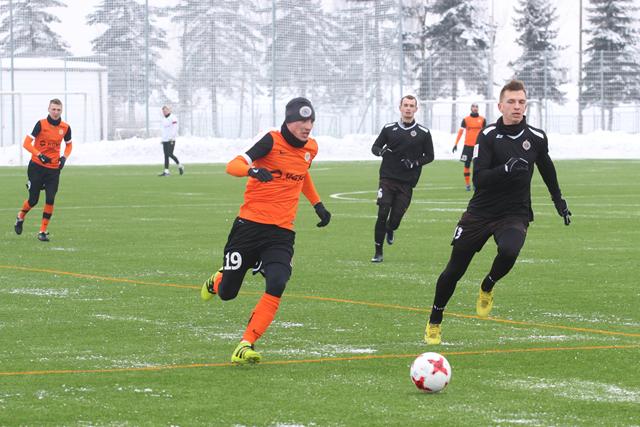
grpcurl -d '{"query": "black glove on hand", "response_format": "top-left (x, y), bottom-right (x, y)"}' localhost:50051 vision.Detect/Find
top-left (504, 157), bottom-right (529, 173)
top-left (38, 153), bottom-right (52, 164)
top-left (58, 156), bottom-right (66, 170)
top-left (248, 167), bottom-right (273, 182)
top-left (452, 145), bottom-right (458, 153)
top-left (553, 197), bottom-right (572, 226)
top-left (314, 202), bottom-right (331, 227)
top-left (372, 145), bottom-right (391, 157)
top-left (401, 158), bottom-right (418, 169)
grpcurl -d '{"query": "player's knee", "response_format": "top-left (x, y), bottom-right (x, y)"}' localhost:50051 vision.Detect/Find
top-left (217, 286), bottom-right (239, 301)
top-left (376, 205), bottom-right (391, 221)
top-left (45, 197), bottom-right (56, 205)
top-left (264, 263), bottom-right (290, 298)
top-left (28, 195), bottom-right (39, 206)
top-left (497, 242), bottom-right (521, 260)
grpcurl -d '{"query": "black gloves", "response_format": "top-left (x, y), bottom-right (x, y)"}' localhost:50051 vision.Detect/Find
top-left (553, 197), bottom-right (572, 226)
top-left (372, 145), bottom-right (391, 157)
top-left (38, 153), bottom-right (52, 164)
top-left (452, 145), bottom-right (458, 153)
top-left (58, 156), bottom-right (66, 170)
top-left (401, 158), bottom-right (419, 169)
top-left (504, 157), bottom-right (529, 173)
top-left (248, 167), bottom-right (273, 182)
top-left (314, 202), bottom-right (331, 227)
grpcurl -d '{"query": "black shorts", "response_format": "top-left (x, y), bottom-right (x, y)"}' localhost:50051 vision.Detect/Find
top-left (376, 177), bottom-right (413, 211)
top-left (459, 145), bottom-right (474, 167)
top-left (27, 161), bottom-right (60, 193)
top-left (451, 212), bottom-right (528, 252)
top-left (222, 217), bottom-right (295, 274)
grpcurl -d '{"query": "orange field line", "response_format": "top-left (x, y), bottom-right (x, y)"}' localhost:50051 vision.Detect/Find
top-left (2, 264), bottom-right (639, 339)
top-left (1, 344), bottom-right (637, 378)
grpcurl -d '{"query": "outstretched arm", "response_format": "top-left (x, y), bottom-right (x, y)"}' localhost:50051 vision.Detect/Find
top-left (303, 172), bottom-right (331, 227)
top-left (536, 152), bottom-right (571, 225)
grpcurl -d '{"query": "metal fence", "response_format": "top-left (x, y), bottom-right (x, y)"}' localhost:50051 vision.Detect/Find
top-left (1, 0), bottom-right (640, 145)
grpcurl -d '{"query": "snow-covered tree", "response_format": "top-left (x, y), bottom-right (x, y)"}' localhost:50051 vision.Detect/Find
top-left (423, 0), bottom-right (490, 131)
top-left (582, 0), bottom-right (640, 130)
top-left (0, 0), bottom-right (70, 57)
top-left (87, 0), bottom-right (168, 132)
top-left (510, 0), bottom-right (566, 105)
top-left (172, 0), bottom-right (262, 137)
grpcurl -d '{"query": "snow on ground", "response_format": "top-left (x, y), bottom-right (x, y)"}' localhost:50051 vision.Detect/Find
top-left (1, 130), bottom-right (639, 167)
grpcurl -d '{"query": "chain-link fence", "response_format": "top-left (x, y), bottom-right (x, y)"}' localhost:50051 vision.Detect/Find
top-left (2, 0), bottom-right (640, 146)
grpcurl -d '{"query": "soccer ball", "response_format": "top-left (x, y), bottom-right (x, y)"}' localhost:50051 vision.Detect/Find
top-left (410, 352), bottom-right (452, 393)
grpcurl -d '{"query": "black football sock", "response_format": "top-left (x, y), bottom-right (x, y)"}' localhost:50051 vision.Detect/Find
top-left (481, 275), bottom-right (496, 293)
top-left (429, 305), bottom-right (445, 324)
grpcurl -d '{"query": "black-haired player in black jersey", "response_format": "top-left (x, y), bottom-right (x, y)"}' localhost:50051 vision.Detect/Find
top-left (424, 80), bottom-right (572, 345)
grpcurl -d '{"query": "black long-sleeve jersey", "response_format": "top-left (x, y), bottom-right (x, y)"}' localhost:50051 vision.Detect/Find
top-left (468, 116), bottom-right (562, 221)
top-left (371, 120), bottom-right (434, 188)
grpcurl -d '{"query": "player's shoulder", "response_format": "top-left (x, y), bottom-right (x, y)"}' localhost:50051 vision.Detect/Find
top-left (383, 122), bottom-right (396, 129)
top-left (415, 122), bottom-right (430, 134)
top-left (526, 123), bottom-right (547, 141)
top-left (481, 123), bottom-right (498, 136)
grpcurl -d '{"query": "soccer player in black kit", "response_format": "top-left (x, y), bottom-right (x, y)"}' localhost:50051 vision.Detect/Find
top-left (424, 80), bottom-right (572, 344)
top-left (370, 95), bottom-right (434, 262)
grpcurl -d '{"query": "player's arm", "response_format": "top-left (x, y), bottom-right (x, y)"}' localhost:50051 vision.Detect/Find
top-left (59, 127), bottom-right (72, 170)
top-left (453, 119), bottom-right (465, 152)
top-left (536, 141), bottom-right (571, 225)
top-left (170, 118), bottom-right (178, 140)
top-left (416, 132), bottom-right (435, 166)
top-left (226, 132), bottom-right (274, 181)
top-left (371, 129), bottom-right (390, 156)
top-left (302, 172), bottom-right (331, 227)
top-left (23, 121), bottom-right (50, 163)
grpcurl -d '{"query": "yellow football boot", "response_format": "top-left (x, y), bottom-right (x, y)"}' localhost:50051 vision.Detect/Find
top-left (476, 288), bottom-right (494, 318)
top-left (201, 269), bottom-right (222, 301)
top-left (424, 322), bottom-right (442, 345)
top-left (231, 341), bottom-right (261, 365)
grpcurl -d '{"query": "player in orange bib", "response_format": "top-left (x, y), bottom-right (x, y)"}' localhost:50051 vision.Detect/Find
top-left (452, 103), bottom-right (486, 191)
top-left (14, 99), bottom-right (72, 242)
top-left (200, 97), bottom-right (332, 364)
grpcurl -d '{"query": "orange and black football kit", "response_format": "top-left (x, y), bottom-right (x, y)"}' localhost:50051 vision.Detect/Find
top-left (429, 116), bottom-right (571, 325)
top-left (211, 122), bottom-right (330, 345)
top-left (454, 113), bottom-right (486, 188)
top-left (370, 119), bottom-right (434, 261)
top-left (15, 115), bottom-right (72, 239)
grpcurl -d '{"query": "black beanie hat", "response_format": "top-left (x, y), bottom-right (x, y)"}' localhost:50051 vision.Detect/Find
top-left (285, 97), bottom-right (315, 123)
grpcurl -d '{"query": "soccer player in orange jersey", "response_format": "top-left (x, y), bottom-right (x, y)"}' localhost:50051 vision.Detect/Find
top-left (14, 99), bottom-right (72, 242)
top-left (453, 103), bottom-right (486, 191)
top-left (200, 97), bottom-right (332, 364)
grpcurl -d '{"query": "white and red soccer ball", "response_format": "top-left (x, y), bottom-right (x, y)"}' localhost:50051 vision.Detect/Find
top-left (410, 352), bottom-right (452, 393)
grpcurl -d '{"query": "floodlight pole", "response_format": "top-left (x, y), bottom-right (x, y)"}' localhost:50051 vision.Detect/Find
top-left (577, 0), bottom-right (583, 134)
top-left (10, 0), bottom-right (18, 161)
top-left (145, 0), bottom-right (150, 138)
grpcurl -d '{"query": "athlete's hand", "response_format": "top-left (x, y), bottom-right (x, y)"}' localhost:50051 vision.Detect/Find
top-left (553, 197), bottom-right (572, 226)
top-left (401, 158), bottom-right (418, 169)
top-left (314, 202), bottom-right (331, 227)
top-left (504, 157), bottom-right (529, 173)
top-left (248, 167), bottom-right (273, 182)
top-left (58, 156), bottom-right (66, 170)
top-left (452, 145), bottom-right (458, 153)
top-left (372, 145), bottom-right (391, 157)
top-left (37, 153), bottom-right (52, 164)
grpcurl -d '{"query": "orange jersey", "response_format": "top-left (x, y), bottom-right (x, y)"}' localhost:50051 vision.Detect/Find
top-left (229, 130), bottom-right (319, 231)
top-left (456, 115), bottom-right (486, 147)
top-left (24, 117), bottom-right (72, 169)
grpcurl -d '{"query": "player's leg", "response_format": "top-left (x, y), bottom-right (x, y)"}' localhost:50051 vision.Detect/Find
top-left (167, 140), bottom-right (181, 168)
top-left (425, 213), bottom-right (490, 344)
top-left (37, 170), bottom-right (60, 241)
top-left (476, 222), bottom-right (528, 317)
top-left (234, 230), bottom-right (294, 364)
top-left (372, 179), bottom-right (393, 262)
top-left (15, 163), bottom-right (43, 235)
top-left (386, 184), bottom-right (413, 244)
top-left (159, 142), bottom-right (170, 176)
top-left (463, 154), bottom-right (472, 191)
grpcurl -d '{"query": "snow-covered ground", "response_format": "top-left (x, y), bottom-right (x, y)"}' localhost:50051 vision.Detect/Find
top-left (1, 130), bottom-right (639, 167)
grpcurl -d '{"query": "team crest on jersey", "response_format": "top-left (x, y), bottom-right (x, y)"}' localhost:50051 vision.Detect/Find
top-left (410, 130), bottom-right (417, 137)
top-left (59, 129), bottom-right (64, 135)
top-left (522, 140), bottom-right (531, 150)
top-left (304, 152), bottom-right (311, 162)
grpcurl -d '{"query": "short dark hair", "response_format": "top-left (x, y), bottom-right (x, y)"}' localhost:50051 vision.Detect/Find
top-left (49, 98), bottom-right (62, 106)
top-left (499, 80), bottom-right (526, 101)
top-left (399, 95), bottom-right (417, 107)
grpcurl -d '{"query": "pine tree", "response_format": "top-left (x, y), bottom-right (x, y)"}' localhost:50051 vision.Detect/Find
top-left (423, 0), bottom-right (490, 131)
top-left (510, 0), bottom-right (567, 127)
top-left (172, 0), bottom-right (262, 137)
top-left (87, 0), bottom-right (169, 132)
top-left (0, 0), bottom-right (70, 57)
top-left (582, 0), bottom-right (640, 130)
